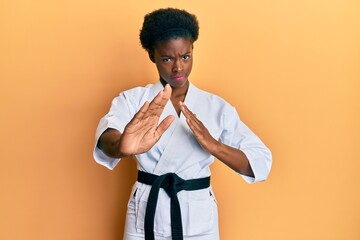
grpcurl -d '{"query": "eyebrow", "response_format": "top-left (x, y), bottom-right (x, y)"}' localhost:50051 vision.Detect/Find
top-left (159, 51), bottom-right (192, 57)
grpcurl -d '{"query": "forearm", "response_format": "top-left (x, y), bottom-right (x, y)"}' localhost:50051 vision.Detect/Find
top-left (211, 141), bottom-right (255, 177)
top-left (97, 128), bottom-right (125, 158)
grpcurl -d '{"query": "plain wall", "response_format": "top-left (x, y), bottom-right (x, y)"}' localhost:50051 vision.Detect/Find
top-left (1, 0), bottom-right (359, 239)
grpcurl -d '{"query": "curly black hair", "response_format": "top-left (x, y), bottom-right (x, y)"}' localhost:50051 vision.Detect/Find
top-left (139, 8), bottom-right (199, 53)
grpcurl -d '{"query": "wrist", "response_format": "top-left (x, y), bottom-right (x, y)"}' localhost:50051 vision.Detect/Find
top-left (208, 139), bottom-right (222, 156)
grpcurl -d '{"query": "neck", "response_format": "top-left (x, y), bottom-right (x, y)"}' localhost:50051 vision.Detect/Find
top-left (160, 78), bottom-right (189, 100)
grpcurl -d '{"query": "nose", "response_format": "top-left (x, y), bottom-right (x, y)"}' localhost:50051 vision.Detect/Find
top-left (172, 59), bottom-right (183, 72)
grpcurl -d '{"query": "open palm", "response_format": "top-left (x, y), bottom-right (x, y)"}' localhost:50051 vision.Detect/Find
top-left (118, 84), bottom-right (174, 156)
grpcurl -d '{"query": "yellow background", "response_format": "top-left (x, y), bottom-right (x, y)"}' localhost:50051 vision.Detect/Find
top-left (1, 0), bottom-right (359, 239)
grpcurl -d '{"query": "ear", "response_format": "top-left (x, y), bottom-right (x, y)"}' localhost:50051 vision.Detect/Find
top-left (148, 51), bottom-right (155, 63)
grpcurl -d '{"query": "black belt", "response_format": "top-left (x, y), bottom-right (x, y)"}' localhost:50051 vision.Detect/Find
top-left (137, 170), bottom-right (211, 240)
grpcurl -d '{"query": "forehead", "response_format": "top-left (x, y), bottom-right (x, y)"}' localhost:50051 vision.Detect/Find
top-left (154, 37), bottom-right (193, 55)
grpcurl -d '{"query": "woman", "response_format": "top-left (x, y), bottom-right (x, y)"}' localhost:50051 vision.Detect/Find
top-left (94, 8), bottom-right (272, 240)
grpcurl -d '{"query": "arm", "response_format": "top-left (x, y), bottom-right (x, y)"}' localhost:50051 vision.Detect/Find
top-left (97, 84), bottom-right (174, 158)
top-left (209, 141), bottom-right (255, 177)
top-left (97, 128), bottom-right (123, 158)
top-left (179, 102), bottom-right (255, 177)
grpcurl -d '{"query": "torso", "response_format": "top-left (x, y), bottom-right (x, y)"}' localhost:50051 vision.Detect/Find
top-left (161, 78), bottom-right (188, 117)
top-left (171, 97), bottom-right (184, 116)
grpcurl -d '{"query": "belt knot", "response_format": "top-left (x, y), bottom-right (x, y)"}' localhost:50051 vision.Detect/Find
top-left (161, 173), bottom-right (185, 196)
top-left (137, 171), bottom-right (210, 240)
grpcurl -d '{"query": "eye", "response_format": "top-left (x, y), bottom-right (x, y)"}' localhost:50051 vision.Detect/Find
top-left (182, 55), bottom-right (190, 60)
top-left (162, 57), bottom-right (172, 62)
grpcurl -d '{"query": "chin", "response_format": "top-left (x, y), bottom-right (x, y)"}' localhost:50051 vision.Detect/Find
top-left (171, 79), bottom-right (188, 88)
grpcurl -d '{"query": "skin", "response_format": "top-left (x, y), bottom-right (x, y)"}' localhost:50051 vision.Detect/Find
top-left (98, 37), bottom-right (254, 177)
top-left (152, 37), bottom-right (193, 115)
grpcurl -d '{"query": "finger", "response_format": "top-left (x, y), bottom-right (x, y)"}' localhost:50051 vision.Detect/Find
top-left (129, 101), bottom-right (149, 124)
top-left (155, 115), bottom-right (175, 137)
top-left (143, 91), bottom-right (164, 118)
top-left (154, 84), bottom-right (171, 107)
top-left (162, 84), bottom-right (172, 100)
top-left (180, 102), bottom-right (198, 122)
top-left (156, 84), bottom-right (172, 107)
top-left (186, 116), bottom-right (203, 134)
top-left (179, 101), bottom-right (189, 117)
top-left (145, 85), bottom-right (172, 118)
top-left (179, 102), bottom-right (204, 133)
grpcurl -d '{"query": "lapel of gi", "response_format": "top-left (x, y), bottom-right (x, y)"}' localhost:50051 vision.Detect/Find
top-left (153, 82), bottom-right (199, 175)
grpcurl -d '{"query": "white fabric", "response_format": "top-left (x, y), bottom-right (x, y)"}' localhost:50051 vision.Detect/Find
top-left (93, 81), bottom-right (272, 239)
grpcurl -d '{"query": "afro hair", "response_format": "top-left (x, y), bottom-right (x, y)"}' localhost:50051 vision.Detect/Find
top-left (139, 8), bottom-right (199, 53)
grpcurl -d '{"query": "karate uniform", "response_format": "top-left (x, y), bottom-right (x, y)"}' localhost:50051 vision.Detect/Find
top-left (93, 81), bottom-right (272, 239)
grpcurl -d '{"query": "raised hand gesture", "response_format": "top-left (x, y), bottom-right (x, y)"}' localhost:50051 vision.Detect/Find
top-left (98, 84), bottom-right (174, 158)
top-left (179, 101), bottom-right (218, 154)
top-left (179, 101), bottom-right (255, 176)
top-left (118, 84), bottom-right (174, 156)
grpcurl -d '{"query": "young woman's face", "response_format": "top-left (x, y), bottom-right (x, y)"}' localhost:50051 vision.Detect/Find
top-left (153, 37), bottom-right (193, 89)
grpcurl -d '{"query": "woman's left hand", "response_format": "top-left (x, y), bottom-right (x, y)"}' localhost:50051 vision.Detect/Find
top-left (180, 102), bottom-right (254, 176)
top-left (179, 102), bottom-right (219, 154)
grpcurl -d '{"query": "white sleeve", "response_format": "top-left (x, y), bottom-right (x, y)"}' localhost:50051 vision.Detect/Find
top-left (219, 107), bottom-right (272, 183)
top-left (93, 92), bottom-right (134, 170)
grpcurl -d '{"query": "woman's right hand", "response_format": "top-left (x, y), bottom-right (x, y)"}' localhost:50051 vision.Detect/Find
top-left (118, 84), bottom-right (174, 156)
top-left (98, 84), bottom-right (174, 158)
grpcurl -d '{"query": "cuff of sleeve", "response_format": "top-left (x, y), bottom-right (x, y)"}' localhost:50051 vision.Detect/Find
top-left (93, 146), bottom-right (120, 170)
top-left (240, 148), bottom-right (272, 184)
top-left (93, 116), bottom-right (122, 170)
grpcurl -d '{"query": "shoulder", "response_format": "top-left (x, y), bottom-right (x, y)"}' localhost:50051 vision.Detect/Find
top-left (191, 83), bottom-right (234, 112)
top-left (117, 82), bottom-right (160, 103)
top-left (190, 83), bottom-right (240, 135)
top-left (109, 83), bottom-right (160, 114)
top-left (121, 83), bottom-right (154, 98)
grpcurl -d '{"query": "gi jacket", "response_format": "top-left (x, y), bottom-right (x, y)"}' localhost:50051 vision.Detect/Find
top-left (93, 81), bottom-right (272, 238)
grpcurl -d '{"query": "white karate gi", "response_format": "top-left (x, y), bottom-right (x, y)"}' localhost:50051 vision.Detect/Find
top-left (93, 81), bottom-right (272, 239)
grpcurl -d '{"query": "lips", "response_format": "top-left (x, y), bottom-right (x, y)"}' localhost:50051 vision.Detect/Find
top-left (172, 75), bottom-right (185, 81)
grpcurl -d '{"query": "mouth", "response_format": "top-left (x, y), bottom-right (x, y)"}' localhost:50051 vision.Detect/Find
top-left (172, 75), bottom-right (185, 81)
